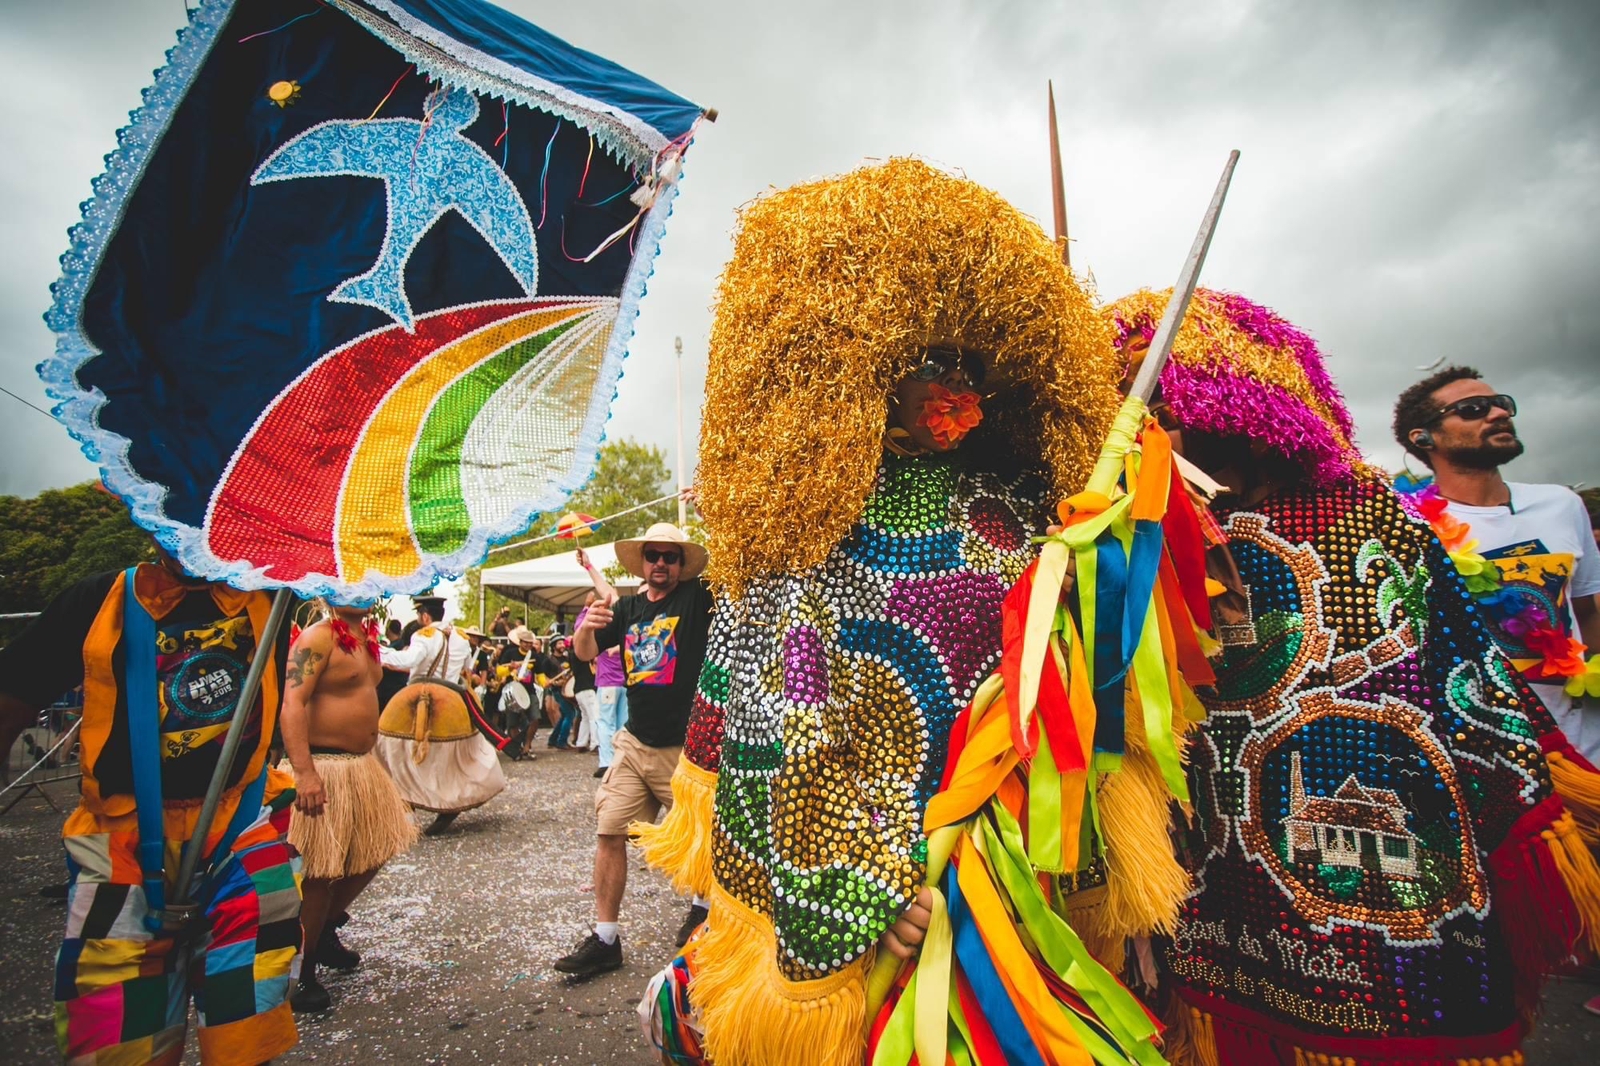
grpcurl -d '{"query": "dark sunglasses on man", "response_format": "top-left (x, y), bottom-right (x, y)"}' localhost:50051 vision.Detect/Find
top-left (1429, 394), bottom-right (1516, 425)
top-left (909, 346), bottom-right (986, 388)
top-left (642, 548), bottom-right (682, 565)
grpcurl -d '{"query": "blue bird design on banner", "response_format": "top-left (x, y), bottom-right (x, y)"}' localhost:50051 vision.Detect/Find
top-left (252, 85), bottom-right (538, 330)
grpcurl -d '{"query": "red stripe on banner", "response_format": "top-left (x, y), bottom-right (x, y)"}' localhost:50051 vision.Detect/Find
top-left (955, 968), bottom-right (1008, 1066)
top-left (999, 562), bottom-right (1040, 756)
top-left (207, 301), bottom-right (538, 581)
top-left (1161, 462), bottom-right (1213, 630)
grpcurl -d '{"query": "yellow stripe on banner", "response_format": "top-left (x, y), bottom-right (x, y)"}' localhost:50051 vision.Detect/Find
top-left (1019, 538), bottom-right (1071, 737)
top-left (336, 306), bottom-right (586, 581)
top-left (913, 887), bottom-right (952, 1066)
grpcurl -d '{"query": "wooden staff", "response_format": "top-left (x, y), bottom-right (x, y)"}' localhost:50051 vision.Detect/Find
top-left (1048, 81), bottom-right (1070, 269)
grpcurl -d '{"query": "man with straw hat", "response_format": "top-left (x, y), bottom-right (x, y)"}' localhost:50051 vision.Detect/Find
top-left (556, 523), bottom-right (713, 978)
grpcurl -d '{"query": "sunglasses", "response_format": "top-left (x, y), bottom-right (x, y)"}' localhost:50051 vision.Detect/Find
top-left (642, 548), bottom-right (682, 565)
top-left (910, 347), bottom-right (986, 388)
top-left (1429, 394), bottom-right (1516, 424)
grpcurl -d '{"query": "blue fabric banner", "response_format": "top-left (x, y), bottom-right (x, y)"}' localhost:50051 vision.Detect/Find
top-left (43, 0), bottom-right (703, 600)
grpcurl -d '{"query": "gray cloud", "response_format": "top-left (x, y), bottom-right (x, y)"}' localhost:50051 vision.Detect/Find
top-left (3, 0), bottom-right (1596, 502)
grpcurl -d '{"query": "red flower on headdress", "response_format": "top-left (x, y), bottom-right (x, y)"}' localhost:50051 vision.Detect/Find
top-left (917, 383), bottom-right (983, 447)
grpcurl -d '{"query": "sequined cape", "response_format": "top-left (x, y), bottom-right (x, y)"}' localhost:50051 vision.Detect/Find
top-left (708, 453), bottom-right (1045, 969)
top-left (1167, 481), bottom-right (1594, 1063)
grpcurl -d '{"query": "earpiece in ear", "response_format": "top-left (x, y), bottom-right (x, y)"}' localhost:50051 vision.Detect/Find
top-left (1411, 429), bottom-right (1435, 449)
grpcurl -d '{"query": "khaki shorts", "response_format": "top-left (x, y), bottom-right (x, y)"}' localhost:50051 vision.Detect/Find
top-left (596, 728), bottom-right (680, 836)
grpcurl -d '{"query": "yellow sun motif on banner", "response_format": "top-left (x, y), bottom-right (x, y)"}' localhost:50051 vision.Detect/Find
top-left (267, 81), bottom-right (302, 108)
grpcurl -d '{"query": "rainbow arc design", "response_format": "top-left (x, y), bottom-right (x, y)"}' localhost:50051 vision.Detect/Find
top-left (206, 298), bottom-right (617, 585)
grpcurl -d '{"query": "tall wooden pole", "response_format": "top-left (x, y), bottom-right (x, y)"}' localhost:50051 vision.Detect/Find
top-left (1048, 81), bottom-right (1070, 270)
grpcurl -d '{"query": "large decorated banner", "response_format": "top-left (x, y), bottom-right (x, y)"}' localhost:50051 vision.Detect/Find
top-left (42, 0), bottom-right (704, 598)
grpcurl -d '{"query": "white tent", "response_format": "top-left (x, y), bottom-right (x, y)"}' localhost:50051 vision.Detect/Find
top-left (478, 542), bottom-right (639, 625)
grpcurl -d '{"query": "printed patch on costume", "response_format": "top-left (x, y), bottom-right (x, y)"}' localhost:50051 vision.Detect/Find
top-left (1476, 541), bottom-right (1576, 659)
top-left (156, 611), bottom-right (260, 758)
top-left (626, 615), bottom-right (681, 685)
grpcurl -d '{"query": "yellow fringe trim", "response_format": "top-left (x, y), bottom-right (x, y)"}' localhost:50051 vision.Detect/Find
top-left (689, 884), bottom-right (869, 1066)
top-left (1159, 1002), bottom-right (1220, 1066)
top-left (1096, 744), bottom-right (1191, 943)
top-left (1547, 750), bottom-right (1600, 847)
top-left (633, 756), bottom-right (718, 896)
top-left (1543, 808), bottom-right (1600, 955)
top-left (1169, 1004), bottom-right (1524, 1066)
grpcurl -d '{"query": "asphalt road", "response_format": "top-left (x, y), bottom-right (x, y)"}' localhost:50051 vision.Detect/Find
top-left (1, 751), bottom-right (1596, 1064)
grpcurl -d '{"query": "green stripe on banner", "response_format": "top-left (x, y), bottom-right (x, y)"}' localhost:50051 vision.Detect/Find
top-left (1028, 725), bottom-right (1064, 872)
top-left (948, 974), bottom-right (977, 1066)
top-left (409, 316), bottom-right (584, 554)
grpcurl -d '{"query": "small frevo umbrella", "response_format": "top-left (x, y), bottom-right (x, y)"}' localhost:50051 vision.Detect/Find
top-left (555, 512), bottom-right (601, 539)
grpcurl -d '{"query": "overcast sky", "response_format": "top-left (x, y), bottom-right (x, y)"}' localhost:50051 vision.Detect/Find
top-left (2, 0), bottom-right (1596, 504)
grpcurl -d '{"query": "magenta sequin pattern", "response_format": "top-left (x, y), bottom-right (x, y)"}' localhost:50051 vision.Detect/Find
top-left (884, 571), bottom-right (1007, 702)
top-left (782, 626), bottom-right (828, 704)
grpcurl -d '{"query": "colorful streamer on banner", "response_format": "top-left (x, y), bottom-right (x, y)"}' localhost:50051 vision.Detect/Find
top-left (42, 0), bottom-right (703, 598)
top-left (866, 414), bottom-right (1219, 1065)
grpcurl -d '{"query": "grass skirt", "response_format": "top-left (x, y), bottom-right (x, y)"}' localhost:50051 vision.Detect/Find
top-left (282, 752), bottom-right (419, 879)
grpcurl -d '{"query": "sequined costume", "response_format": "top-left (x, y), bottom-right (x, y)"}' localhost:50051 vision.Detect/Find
top-left (1104, 289), bottom-right (1600, 1066)
top-left (636, 159), bottom-right (1123, 1066)
top-left (710, 454), bottom-right (1045, 956)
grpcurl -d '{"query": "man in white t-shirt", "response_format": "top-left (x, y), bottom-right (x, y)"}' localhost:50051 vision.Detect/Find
top-left (1394, 366), bottom-right (1600, 759)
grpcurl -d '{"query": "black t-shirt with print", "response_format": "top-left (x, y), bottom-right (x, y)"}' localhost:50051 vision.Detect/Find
top-left (0, 569), bottom-right (290, 801)
top-left (594, 579), bottom-right (714, 747)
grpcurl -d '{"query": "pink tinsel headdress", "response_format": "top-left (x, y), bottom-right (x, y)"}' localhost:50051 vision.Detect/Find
top-left (1103, 288), bottom-right (1372, 485)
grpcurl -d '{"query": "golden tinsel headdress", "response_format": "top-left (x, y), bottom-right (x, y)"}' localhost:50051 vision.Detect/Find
top-left (697, 158), bottom-right (1120, 594)
top-left (1102, 288), bottom-right (1375, 485)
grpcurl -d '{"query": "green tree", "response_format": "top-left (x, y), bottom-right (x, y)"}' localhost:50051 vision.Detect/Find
top-left (0, 482), bottom-right (154, 644)
top-left (457, 439), bottom-right (688, 628)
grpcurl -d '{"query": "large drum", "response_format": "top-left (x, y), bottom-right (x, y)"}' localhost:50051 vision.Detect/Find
top-left (380, 678), bottom-right (515, 752)
top-left (500, 680), bottom-right (533, 714)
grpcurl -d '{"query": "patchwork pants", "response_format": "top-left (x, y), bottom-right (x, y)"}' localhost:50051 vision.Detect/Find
top-left (53, 776), bottom-right (301, 1065)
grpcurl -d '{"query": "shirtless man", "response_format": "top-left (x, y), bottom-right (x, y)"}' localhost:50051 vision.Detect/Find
top-left (280, 604), bottom-right (419, 1013)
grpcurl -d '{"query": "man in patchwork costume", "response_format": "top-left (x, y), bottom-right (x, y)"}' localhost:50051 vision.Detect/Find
top-left (1103, 289), bottom-right (1600, 1066)
top-left (634, 158), bottom-right (1126, 1065)
top-left (0, 553), bottom-right (301, 1064)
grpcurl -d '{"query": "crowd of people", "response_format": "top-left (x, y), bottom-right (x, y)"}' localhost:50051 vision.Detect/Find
top-left (0, 158), bottom-right (1597, 1066)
